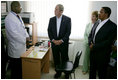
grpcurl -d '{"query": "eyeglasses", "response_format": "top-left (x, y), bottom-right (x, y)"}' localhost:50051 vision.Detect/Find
top-left (15, 6), bottom-right (22, 9)
top-left (20, 6), bottom-right (22, 9)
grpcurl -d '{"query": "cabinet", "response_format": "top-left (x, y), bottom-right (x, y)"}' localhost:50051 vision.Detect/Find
top-left (25, 22), bottom-right (38, 45)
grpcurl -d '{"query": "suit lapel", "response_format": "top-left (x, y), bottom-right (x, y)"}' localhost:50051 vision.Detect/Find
top-left (54, 16), bottom-right (57, 37)
top-left (59, 15), bottom-right (64, 37)
top-left (95, 20), bottom-right (110, 37)
top-left (92, 20), bottom-right (99, 39)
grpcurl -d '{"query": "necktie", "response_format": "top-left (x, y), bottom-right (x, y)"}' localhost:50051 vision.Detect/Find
top-left (17, 15), bottom-right (23, 24)
top-left (91, 22), bottom-right (99, 42)
top-left (17, 15), bottom-right (20, 19)
top-left (17, 15), bottom-right (25, 29)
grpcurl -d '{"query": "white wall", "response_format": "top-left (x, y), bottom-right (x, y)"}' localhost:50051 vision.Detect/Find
top-left (88, 1), bottom-right (117, 24)
top-left (68, 40), bottom-right (85, 66)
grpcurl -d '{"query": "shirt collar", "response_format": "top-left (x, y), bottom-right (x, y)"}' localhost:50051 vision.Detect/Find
top-left (100, 18), bottom-right (109, 23)
top-left (11, 11), bottom-right (18, 16)
top-left (56, 15), bottom-right (62, 19)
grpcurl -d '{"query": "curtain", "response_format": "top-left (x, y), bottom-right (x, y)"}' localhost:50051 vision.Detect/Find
top-left (25, 0), bottom-right (89, 40)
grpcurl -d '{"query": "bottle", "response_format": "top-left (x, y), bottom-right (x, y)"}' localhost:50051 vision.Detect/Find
top-left (48, 40), bottom-right (50, 47)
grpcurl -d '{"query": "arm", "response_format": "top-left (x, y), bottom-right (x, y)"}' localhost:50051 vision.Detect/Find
top-left (62, 18), bottom-right (71, 42)
top-left (88, 28), bottom-right (93, 46)
top-left (48, 18), bottom-right (54, 41)
top-left (84, 23), bottom-right (90, 44)
top-left (25, 28), bottom-right (29, 38)
top-left (48, 18), bottom-right (63, 45)
top-left (5, 19), bottom-right (26, 44)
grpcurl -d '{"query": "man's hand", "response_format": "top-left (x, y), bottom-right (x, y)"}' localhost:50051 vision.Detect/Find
top-left (58, 40), bottom-right (63, 45)
top-left (26, 37), bottom-right (30, 45)
top-left (90, 42), bottom-right (93, 51)
top-left (52, 40), bottom-right (63, 45)
top-left (112, 45), bottom-right (117, 52)
top-left (26, 37), bottom-right (30, 41)
top-left (52, 40), bottom-right (58, 45)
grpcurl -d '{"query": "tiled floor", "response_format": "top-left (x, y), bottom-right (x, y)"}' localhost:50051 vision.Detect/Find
top-left (41, 62), bottom-right (89, 79)
top-left (6, 62), bottom-right (90, 79)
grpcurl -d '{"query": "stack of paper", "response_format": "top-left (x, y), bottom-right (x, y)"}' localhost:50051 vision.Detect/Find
top-left (27, 47), bottom-right (48, 59)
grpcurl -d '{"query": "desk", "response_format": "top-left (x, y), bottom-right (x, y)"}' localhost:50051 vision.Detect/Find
top-left (21, 46), bottom-right (50, 79)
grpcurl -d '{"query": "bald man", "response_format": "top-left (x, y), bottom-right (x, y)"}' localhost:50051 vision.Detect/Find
top-left (5, 1), bottom-right (29, 79)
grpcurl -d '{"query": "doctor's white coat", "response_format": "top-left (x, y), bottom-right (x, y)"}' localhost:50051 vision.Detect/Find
top-left (5, 12), bottom-right (29, 58)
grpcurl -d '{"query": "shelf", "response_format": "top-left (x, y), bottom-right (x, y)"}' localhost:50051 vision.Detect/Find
top-left (24, 22), bottom-right (38, 45)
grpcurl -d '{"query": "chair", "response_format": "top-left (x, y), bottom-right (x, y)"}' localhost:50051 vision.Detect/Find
top-left (55, 51), bottom-right (82, 79)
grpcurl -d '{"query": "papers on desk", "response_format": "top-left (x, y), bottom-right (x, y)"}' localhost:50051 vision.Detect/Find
top-left (27, 47), bottom-right (48, 59)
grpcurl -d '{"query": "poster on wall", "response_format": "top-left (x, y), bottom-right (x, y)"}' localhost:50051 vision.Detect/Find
top-left (1, 1), bottom-right (8, 13)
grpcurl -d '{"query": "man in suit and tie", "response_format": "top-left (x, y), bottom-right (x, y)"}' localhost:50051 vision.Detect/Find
top-left (88, 7), bottom-right (117, 79)
top-left (48, 4), bottom-right (71, 79)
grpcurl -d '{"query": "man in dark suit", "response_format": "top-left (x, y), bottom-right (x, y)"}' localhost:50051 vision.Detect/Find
top-left (48, 4), bottom-right (71, 79)
top-left (88, 7), bottom-right (117, 79)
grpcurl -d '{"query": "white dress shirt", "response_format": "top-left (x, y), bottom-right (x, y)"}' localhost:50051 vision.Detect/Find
top-left (93, 18), bottom-right (109, 42)
top-left (56, 15), bottom-right (62, 37)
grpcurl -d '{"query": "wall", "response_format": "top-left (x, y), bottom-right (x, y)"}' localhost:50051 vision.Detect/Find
top-left (68, 40), bottom-right (85, 66)
top-left (88, 1), bottom-right (117, 24)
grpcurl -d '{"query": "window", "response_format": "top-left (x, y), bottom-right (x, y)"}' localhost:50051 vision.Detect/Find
top-left (28, 0), bottom-right (89, 39)
top-left (1, 1), bottom-right (8, 13)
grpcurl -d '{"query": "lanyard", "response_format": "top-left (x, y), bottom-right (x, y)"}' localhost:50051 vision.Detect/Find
top-left (11, 11), bottom-right (25, 29)
top-left (11, 11), bottom-right (23, 24)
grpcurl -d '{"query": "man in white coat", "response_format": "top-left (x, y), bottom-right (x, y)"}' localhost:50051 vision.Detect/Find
top-left (5, 1), bottom-right (29, 79)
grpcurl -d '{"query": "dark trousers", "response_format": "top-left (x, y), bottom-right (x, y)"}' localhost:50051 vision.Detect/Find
top-left (106, 64), bottom-right (117, 79)
top-left (52, 43), bottom-right (69, 72)
top-left (89, 51), bottom-right (108, 79)
top-left (9, 57), bottom-right (22, 79)
top-left (1, 54), bottom-right (8, 79)
top-left (1, 32), bottom-right (8, 79)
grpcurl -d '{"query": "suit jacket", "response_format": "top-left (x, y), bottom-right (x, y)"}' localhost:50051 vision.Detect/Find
top-left (48, 15), bottom-right (71, 44)
top-left (88, 20), bottom-right (99, 45)
top-left (88, 19), bottom-right (117, 52)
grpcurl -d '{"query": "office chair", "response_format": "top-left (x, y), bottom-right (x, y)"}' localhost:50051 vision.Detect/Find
top-left (55, 51), bottom-right (82, 79)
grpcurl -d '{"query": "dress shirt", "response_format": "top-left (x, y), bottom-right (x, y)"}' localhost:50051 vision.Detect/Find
top-left (93, 18), bottom-right (109, 42)
top-left (56, 15), bottom-right (62, 37)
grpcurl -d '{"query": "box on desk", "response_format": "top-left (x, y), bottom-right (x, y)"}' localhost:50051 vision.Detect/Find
top-left (21, 46), bottom-right (50, 79)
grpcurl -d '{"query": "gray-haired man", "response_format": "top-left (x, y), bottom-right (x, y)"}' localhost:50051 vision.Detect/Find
top-left (48, 4), bottom-right (71, 79)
